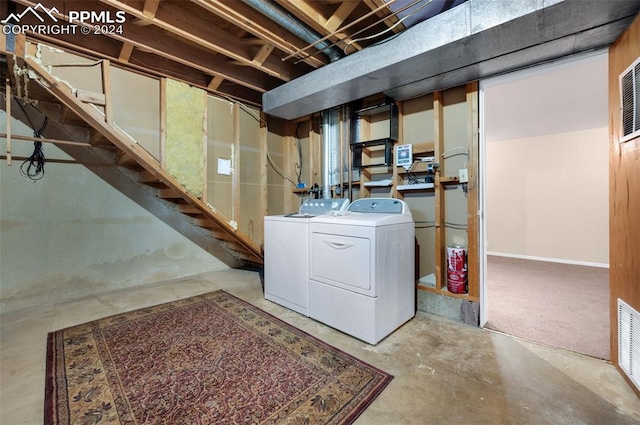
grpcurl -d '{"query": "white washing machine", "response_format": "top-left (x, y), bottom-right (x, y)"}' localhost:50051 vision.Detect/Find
top-left (263, 198), bottom-right (349, 316)
top-left (308, 198), bottom-right (415, 344)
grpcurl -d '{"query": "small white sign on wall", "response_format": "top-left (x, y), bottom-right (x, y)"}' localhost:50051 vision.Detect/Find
top-left (217, 158), bottom-right (231, 175)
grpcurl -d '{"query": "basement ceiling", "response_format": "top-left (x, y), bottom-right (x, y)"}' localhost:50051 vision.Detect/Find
top-left (2, 0), bottom-right (460, 108)
top-left (2, 0), bottom-right (639, 119)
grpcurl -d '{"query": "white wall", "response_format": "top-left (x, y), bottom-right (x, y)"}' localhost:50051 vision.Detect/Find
top-left (486, 127), bottom-right (609, 265)
top-left (484, 51), bottom-right (609, 266)
top-left (0, 112), bottom-right (227, 312)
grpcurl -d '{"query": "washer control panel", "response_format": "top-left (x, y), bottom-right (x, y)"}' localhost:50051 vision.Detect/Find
top-left (298, 198), bottom-right (350, 216)
top-left (347, 198), bottom-right (406, 214)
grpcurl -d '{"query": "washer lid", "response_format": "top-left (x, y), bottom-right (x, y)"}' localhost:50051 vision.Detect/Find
top-left (347, 198), bottom-right (409, 215)
top-left (310, 211), bottom-right (413, 226)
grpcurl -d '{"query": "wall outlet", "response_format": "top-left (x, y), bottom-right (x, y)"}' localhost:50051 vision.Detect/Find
top-left (459, 168), bottom-right (469, 183)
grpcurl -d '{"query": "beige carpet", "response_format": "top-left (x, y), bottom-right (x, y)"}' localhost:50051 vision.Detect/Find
top-left (485, 256), bottom-right (610, 360)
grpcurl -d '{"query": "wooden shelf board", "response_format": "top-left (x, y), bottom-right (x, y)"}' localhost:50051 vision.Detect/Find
top-left (412, 141), bottom-right (435, 155)
top-left (440, 176), bottom-right (460, 185)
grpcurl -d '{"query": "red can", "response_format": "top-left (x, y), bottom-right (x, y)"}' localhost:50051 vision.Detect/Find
top-left (447, 243), bottom-right (467, 272)
top-left (447, 269), bottom-right (468, 294)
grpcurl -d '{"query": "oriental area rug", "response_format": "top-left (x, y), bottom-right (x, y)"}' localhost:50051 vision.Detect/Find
top-left (45, 291), bottom-right (392, 425)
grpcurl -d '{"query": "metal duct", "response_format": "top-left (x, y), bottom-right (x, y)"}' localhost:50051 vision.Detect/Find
top-left (263, 0), bottom-right (640, 120)
top-left (242, 0), bottom-right (343, 63)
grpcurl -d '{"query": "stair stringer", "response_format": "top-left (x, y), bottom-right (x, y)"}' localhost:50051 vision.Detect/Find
top-left (18, 54), bottom-right (263, 265)
top-left (2, 94), bottom-right (245, 268)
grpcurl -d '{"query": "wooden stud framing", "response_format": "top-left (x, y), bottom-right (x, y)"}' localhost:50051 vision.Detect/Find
top-left (433, 91), bottom-right (445, 290)
top-left (466, 82), bottom-right (480, 299)
top-left (118, 42), bottom-right (135, 63)
top-left (232, 103), bottom-right (241, 225)
top-left (283, 121), bottom-right (296, 213)
top-left (5, 78), bottom-right (11, 166)
top-left (260, 111), bottom-right (268, 218)
top-left (252, 44), bottom-right (275, 66)
top-left (310, 119), bottom-right (322, 194)
top-left (202, 90), bottom-right (208, 203)
top-left (101, 59), bottom-right (114, 125)
top-left (207, 75), bottom-right (224, 91)
top-left (76, 89), bottom-right (107, 106)
top-left (392, 100), bottom-right (403, 199)
top-left (159, 78), bottom-right (167, 169)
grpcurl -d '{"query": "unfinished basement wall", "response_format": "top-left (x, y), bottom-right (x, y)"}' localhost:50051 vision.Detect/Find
top-left (238, 105), bottom-right (262, 243)
top-left (206, 96), bottom-right (234, 220)
top-left (0, 112), bottom-right (227, 313)
top-left (35, 44), bottom-right (162, 161)
top-left (165, 79), bottom-right (205, 198)
top-left (486, 127), bottom-right (609, 266)
top-left (266, 116), bottom-right (286, 216)
top-left (402, 94), bottom-right (436, 286)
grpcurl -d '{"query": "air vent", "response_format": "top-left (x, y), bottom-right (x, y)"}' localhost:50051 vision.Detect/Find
top-left (618, 298), bottom-right (640, 391)
top-left (620, 57), bottom-right (640, 143)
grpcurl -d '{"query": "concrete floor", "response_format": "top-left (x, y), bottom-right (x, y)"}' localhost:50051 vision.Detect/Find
top-left (1, 268), bottom-right (639, 425)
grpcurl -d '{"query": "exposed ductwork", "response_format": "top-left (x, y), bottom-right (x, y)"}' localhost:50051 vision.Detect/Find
top-left (242, 0), bottom-right (344, 63)
top-left (263, 0), bottom-right (640, 120)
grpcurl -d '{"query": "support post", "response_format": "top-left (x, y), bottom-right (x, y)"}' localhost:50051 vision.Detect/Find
top-left (4, 78), bottom-right (11, 165)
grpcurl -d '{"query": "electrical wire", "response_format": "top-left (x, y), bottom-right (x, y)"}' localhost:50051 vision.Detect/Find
top-left (294, 122), bottom-right (303, 185)
top-left (343, 0), bottom-right (434, 54)
top-left (441, 146), bottom-right (468, 159)
top-left (407, 160), bottom-right (421, 184)
top-left (213, 93), bottom-right (300, 189)
top-left (14, 98), bottom-right (48, 181)
top-left (444, 221), bottom-right (468, 230)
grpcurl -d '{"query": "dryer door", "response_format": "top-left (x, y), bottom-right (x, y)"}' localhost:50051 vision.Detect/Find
top-left (310, 230), bottom-right (373, 295)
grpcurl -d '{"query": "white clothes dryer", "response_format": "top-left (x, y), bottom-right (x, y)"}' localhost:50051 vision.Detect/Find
top-left (263, 198), bottom-right (349, 316)
top-left (308, 198), bottom-right (415, 344)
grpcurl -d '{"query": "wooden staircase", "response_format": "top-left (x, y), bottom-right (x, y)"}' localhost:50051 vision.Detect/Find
top-left (2, 39), bottom-right (263, 267)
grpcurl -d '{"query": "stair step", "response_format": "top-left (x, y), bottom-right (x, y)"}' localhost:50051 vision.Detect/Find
top-left (138, 171), bottom-right (167, 186)
top-left (116, 152), bottom-right (139, 167)
top-left (211, 230), bottom-right (237, 241)
top-left (194, 218), bottom-right (220, 229)
top-left (157, 188), bottom-right (182, 199)
top-left (176, 204), bottom-right (203, 215)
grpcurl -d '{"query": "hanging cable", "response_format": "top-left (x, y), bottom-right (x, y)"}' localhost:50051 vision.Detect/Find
top-left (294, 122), bottom-right (303, 185)
top-left (15, 99), bottom-right (48, 181)
top-left (343, 0), bottom-right (434, 54)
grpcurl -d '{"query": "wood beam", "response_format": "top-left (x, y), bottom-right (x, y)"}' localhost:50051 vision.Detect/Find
top-left (252, 44), bottom-right (275, 66)
top-left (276, 1), bottom-right (363, 52)
top-left (208, 75), bottom-right (224, 91)
top-left (142, 0), bottom-right (161, 18)
top-left (363, 0), bottom-right (405, 34)
top-left (99, 0), bottom-right (298, 80)
top-left (326, 2), bottom-right (359, 32)
top-left (118, 42), bottom-right (134, 63)
top-left (0, 133), bottom-right (92, 148)
top-left (190, 0), bottom-right (328, 68)
top-left (23, 24), bottom-right (265, 105)
top-left (13, 0), bottom-right (298, 85)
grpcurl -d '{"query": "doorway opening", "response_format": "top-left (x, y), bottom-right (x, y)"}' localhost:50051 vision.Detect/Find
top-left (479, 51), bottom-right (610, 360)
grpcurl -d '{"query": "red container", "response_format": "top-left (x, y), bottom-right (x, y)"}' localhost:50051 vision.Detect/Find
top-left (447, 244), bottom-right (467, 272)
top-left (447, 269), bottom-right (468, 294)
